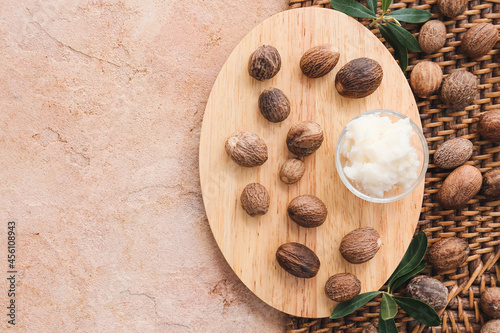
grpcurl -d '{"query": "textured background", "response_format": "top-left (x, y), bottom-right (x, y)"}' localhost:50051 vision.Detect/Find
top-left (0, 0), bottom-right (289, 331)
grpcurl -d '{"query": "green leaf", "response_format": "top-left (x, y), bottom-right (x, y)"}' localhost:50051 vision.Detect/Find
top-left (382, 0), bottom-right (391, 14)
top-left (387, 231), bottom-right (427, 290)
top-left (390, 261), bottom-right (427, 292)
top-left (386, 8), bottom-right (432, 23)
top-left (379, 23), bottom-right (408, 72)
top-left (367, 0), bottom-right (377, 14)
top-left (393, 296), bottom-right (441, 326)
top-left (386, 21), bottom-right (421, 52)
top-left (330, 291), bottom-right (381, 319)
top-left (330, 0), bottom-right (377, 19)
top-left (378, 311), bottom-right (398, 333)
top-left (381, 293), bottom-right (398, 320)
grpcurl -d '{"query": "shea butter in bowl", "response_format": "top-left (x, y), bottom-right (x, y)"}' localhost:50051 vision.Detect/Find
top-left (335, 109), bottom-right (428, 203)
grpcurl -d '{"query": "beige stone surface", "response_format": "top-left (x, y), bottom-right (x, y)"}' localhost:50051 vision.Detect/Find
top-left (0, 0), bottom-right (289, 331)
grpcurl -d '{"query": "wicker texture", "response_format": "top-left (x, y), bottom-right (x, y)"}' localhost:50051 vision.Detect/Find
top-left (286, 1), bottom-right (499, 332)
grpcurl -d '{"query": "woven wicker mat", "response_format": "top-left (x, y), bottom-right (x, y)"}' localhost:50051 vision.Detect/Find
top-left (285, 1), bottom-right (499, 332)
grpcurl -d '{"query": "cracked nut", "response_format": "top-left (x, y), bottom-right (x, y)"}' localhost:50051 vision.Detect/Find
top-left (481, 287), bottom-right (500, 318)
top-left (427, 237), bottom-right (469, 271)
top-left (437, 165), bottom-right (482, 209)
top-left (286, 121), bottom-right (324, 157)
top-left (280, 158), bottom-right (306, 184)
top-left (300, 44), bottom-right (340, 78)
top-left (482, 169), bottom-right (500, 200)
top-left (340, 227), bottom-right (381, 264)
top-left (287, 195), bottom-right (327, 228)
top-left (258, 87), bottom-right (290, 123)
top-left (461, 23), bottom-right (498, 59)
top-left (325, 273), bottom-right (361, 302)
top-left (225, 131), bottom-right (268, 167)
top-left (276, 242), bottom-right (320, 278)
top-left (433, 138), bottom-right (473, 169)
top-left (410, 61), bottom-right (443, 98)
top-left (248, 45), bottom-right (281, 81)
top-left (419, 20), bottom-right (447, 54)
top-left (478, 110), bottom-right (500, 143)
top-left (335, 58), bottom-right (383, 98)
top-left (240, 183), bottom-right (270, 216)
top-left (407, 276), bottom-right (448, 310)
top-left (440, 70), bottom-right (477, 109)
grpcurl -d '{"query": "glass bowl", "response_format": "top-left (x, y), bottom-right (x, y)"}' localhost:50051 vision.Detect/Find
top-left (335, 109), bottom-right (429, 203)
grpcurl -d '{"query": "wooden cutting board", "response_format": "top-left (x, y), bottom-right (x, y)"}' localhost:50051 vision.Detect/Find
top-left (199, 7), bottom-right (423, 318)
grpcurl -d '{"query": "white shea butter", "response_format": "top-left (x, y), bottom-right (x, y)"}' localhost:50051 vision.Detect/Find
top-left (340, 114), bottom-right (419, 198)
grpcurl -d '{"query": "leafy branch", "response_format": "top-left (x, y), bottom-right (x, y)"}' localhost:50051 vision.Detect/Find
top-left (330, 232), bottom-right (441, 332)
top-left (330, 0), bottom-right (431, 71)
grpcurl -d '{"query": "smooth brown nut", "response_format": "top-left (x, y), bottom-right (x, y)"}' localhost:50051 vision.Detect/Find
top-left (240, 183), bottom-right (270, 216)
top-left (461, 23), bottom-right (498, 59)
top-left (440, 70), bottom-right (477, 109)
top-left (481, 287), bottom-right (500, 318)
top-left (478, 110), bottom-right (500, 143)
top-left (248, 45), bottom-right (281, 81)
top-left (482, 169), bottom-right (500, 200)
top-left (300, 44), bottom-right (340, 78)
top-left (286, 121), bottom-right (324, 157)
top-left (419, 20), bottom-right (447, 54)
top-left (340, 227), bottom-right (381, 264)
top-left (437, 165), bottom-right (482, 209)
top-left (280, 158), bottom-right (306, 184)
top-left (362, 325), bottom-right (378, 333)
top-left (225, 131), bottom-right (268, 167)
top-left (407, 276), bottom-right (449, 310)
top-left (427, 237), bottom-right (469, 271)
top-left (325, 273), bottom-right (361, 302)
top-left (287, 195), bottom-right (327, 228)
top-left (434, 138), bottom-right (473, 169)
top-left (276, 242), bottom-right (320, 278)
top-left (437, 0), bottom-right (468, 17)
top-left (482, 319), bottom-right (500, 333)
top-left (335, 58), bottom-right (383, 98)
top-left (258, 87), bottom-right (290, 123)
top-left (410, 61), bottom-right (443, 98)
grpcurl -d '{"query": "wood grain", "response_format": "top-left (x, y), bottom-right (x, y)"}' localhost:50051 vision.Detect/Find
top-left (199, 7), bottom-right (423, 318)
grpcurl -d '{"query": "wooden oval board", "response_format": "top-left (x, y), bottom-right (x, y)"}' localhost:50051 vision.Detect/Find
top-left (200, 7), bottom-right (423, 318)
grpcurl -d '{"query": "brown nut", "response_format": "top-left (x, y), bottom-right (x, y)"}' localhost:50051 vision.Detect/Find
top-left (248, 45), bottom-right (281, 81)
top-left (300, 44), bottom-right (340, 78)
top-left (240, 183), bottom-right (270, 216)
top-left (225, 131), bottom-right (268, 167)
top-left (437, 0), bottom-right (468, 18)
top-left (482, 319), bottom-right (500, 333)
top-left (410, 61), bottom-right (443, 98)
top-left (287, 195), bottom-right (327, 228)
top-left (482, 169), bottom-right (500, 200)
top-left (427, 237), bottom-right (470, 271)
top-left (419, 20), bottom-right (447, 54)
top-left (437, 165), bottom-right (482, 209)
top-left (461, 23), bottom-right (498, 59)
top-left (440, 70), bottom-right (477, 109)
top-left (481, 287), bottom-right (500, 318)
top-left (433, 138), bottom-right (473, 169)
top-left (258, 87), bottom-right (290, 123)
top-left (478, 110), bottom-right (500, 143)
top-left (325, 273), bottom-right (361, 302)
top-left (407, 276), bottom-right (449, 311)
top-left (340, 227), bottom-right (381, 264)
top-left (335, 58), bottom-right (383, 98)
top-left (362, 325), bottom-right (378, 333)
top-left (286, 121), bottom-right (324, 157)
top-left (280, 158), bottom-right (306, 184)
top-left (276, 242), bottom-right (320, 278)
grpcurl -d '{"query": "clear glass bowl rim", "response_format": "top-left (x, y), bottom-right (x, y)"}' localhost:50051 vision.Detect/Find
top-left (334, 109), bottom-right (429, 203)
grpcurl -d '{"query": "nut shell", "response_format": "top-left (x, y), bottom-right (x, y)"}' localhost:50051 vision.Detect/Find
top-left (461, 23), bottom-right (498, 59)
top-left (340, 227), bottom-right (382, 264)
top-left (300, 44), bottom-right (340, 78)
top-left (437, 0), bottom-right (468, 17)
top-left (478, 110), bottom-right (500, 143)
top-left (482, 169), bottom-right (500, 200)
top-left (286, 121), bottom-right (324, 157)
top-left (440, 70), bottom-right (477, 109)
top-left (280, 158), bottom-right (306, 184)
top-left (437, 165), bottom-right (482, 209)
top-left (287, 195), bottom-right (327, 228)
top-left (482, 320), bottom-right (500, 333)
top-left (419, 20), bottom-right (447, 54)
top-left (434, 138), bottom-right (473, 169)
top-left (225, 131), bottom-right (268, 167)
top-left (248, 45), bottom-right (281, 81)
top-left (427, 237), bottom-right (470, 271)
top-left (240, 183), bottom-right (270, 216)
top-left (410, 61), bottom-right (443, 98)
top-left (481, 287), bottom-right (500, 318)
top-left (258, 87), bottom-right (291, 123)
top-left (335, 58), bottom-right (383, 98)
top-left (407, 276), bottom-right (449, 310)
top-left (325, 273), bottom-right (361, 302)
top-left (276, 242), bottom-right (320, 278)
top-left (362, 325), bottom-right (378, 333)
